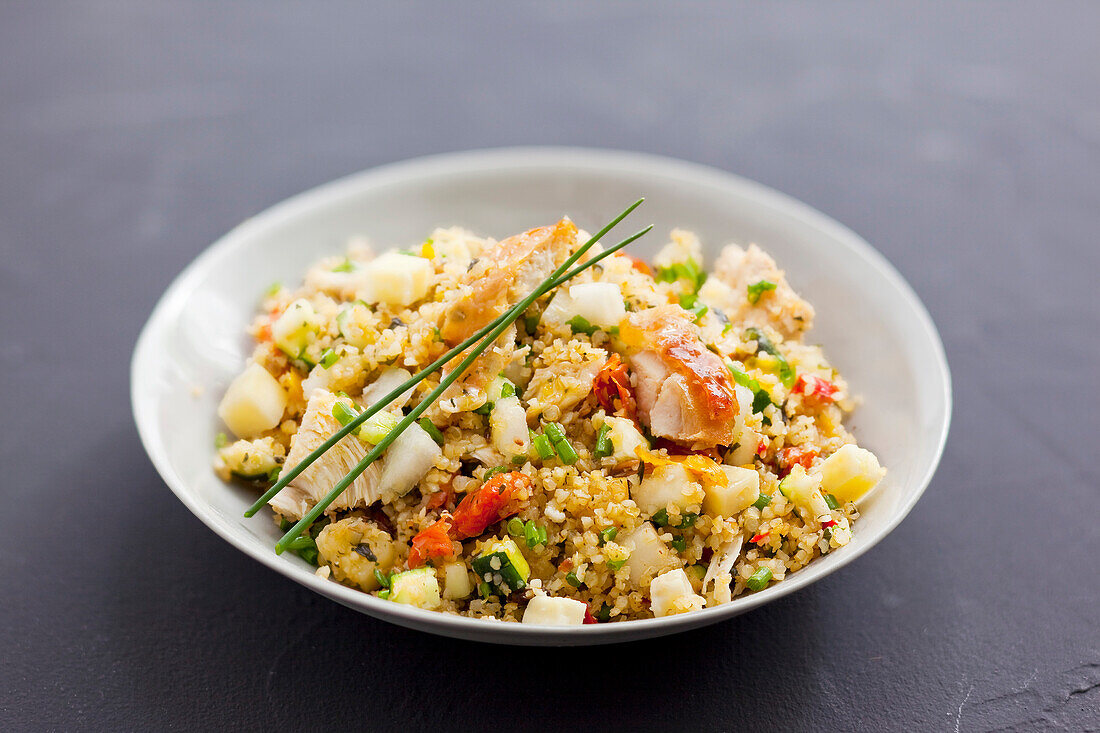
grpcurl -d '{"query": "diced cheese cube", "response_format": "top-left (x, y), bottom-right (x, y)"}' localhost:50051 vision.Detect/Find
top-left (819, 444), bottom-right (886, 503)
top-left (217, 362), bottom-right (288, 438)
top-left (604, 416), bottom-right (647, 465)
top-left (632, 463), bottom-right (704, 515)
top-left (622, 522), bottom-right (677, 587)
top-left (567, 282), bottom-right (627, 329)
top-left (521, 595), bottom-right (588, 625)
top-left (650, 568), bottom-right (706, 617)
top-left (360, 251), bottom-right (433, 307)
top-left (441, 563), bottom-right (473, 600)
top-left (703, 465), bottom-right (761, 517)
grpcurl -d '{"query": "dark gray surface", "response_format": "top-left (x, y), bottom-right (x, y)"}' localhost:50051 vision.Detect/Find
top-left (2, 2), bottom-right (1097, 730)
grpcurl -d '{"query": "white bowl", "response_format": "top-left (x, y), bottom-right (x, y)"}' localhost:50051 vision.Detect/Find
top-left (131, 147), bottom-right (951, 645)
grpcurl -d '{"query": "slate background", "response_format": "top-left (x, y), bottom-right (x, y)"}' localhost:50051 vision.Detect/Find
top-left (2, 2), bottom-right (1098, 730)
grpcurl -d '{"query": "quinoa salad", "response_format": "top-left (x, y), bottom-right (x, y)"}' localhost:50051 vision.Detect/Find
top-left (214, 217), bottom-right (885, 624)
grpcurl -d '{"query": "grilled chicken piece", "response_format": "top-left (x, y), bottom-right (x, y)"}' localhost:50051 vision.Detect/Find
top-left (705, 243), bottom-right (814, 339)
top-left (619, 306), bottom-right (740, 449)
top-left (437, 219), bottom-right (578, 410)
top-left (270, 389), bottom-right (384, 520)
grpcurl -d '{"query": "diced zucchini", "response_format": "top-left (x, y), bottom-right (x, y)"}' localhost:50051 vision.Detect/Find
top-left (388, 567), bottom-right (441, 609)
top-left (471, 537), bottom-right (530, 596)
top-left (217, 362), bottom-right (288, 438)
top-left (272, 299), bottom-right (322, 360)
top-left (336, 301), bottom-right (372, 349)
top-left (779, 464), bottom-right (822, 510)
top-left (632, 462), bottom-right (705, 516)
top-left (215, 436), bottom-right (284, 480)
top-left (702, 465), bottom-right (760, 517)
top-left (521, 595), bottom-right (588, 625)
top-left (360, 251), bottom-right (433, 307)
top-left (490, 395), bottom-right (530, 459)
top-left (442, 563), bottom-right (473, 600)
top-left (650, 568), bottom-right (706, 617)
top-left (819, 444), bottom-right (886, 503)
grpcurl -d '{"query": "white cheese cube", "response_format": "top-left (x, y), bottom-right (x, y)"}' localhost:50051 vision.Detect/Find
top-left (603, 416), bottom-right (647, 465)
top-left (819, 444), bottom-right (886, 503)
top-left (632, 462), bottom-right (704, 515)
top-left (217, 362), bottom-right (288, 438)
top-left (622, 522), bottom-right (677, 587)
top-left (650, 568), bottom-right (706, 617)
top-left (521, 595), bottom-right (588, 625)
top-left (567, 282), bottom-right (627, 329)
top-left (703, 465), bottom-right (761, 517)
top-left (360, 251), bottom-right (433, 307)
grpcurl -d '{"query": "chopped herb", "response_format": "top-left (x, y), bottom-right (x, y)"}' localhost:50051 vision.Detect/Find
top-left (745, 327), bottom-right (796, 388)
top-left (353, 543), bottom-right (377, 562)
top-left (593, 423), bottom-right (613, 458)
top-left (678, 292), bottom-right (697, 309)
top-left (746, 567), bottom-right (773, 591)
top-left (689, 302), bottom-right (709, 322)
top-left (670, 537), bottom-right (687, 553)
top-left (483, 465), bottom-right (508, 481)
top-left (524, 521), bottom-right (540, 548)
top-left (679, 512), bottom-right (698, 528)
top-left (332, 258), bottom-right (355, 273)
top-left (264, 281), bottom-right (282, 297)
top-left (532, 434), bottom-right (555, 460)
top-left (651, 508), bottom-right (670, 527)
top-left (752, 493), bottom-right (772, 510)
top-left (507, 517), bottom-right (526, 537)
top-left (332, 401), bottom-right (359, 427)
top-left (607, 557), bottom-right (626, 571)
top-left (214, 432), bottom-right (228, 449)
top-left (472, 401), bottom-right (493, 415)
top-left (725, 360), bottom-right (774, 413)
top-left (319, 348), bottom-right (339, 369)
top-left (567, 315), bottom-right (598, 336)
top-left (478, 582), bottom-right (492, 599)
top-left (511, 454), bottom-right (526, 465)
top-left (595, 602), bottom-right (612, 622)
top-left (418, 417), bottom-right (444, 445)
top-left (656, 259), bottom-right (706, 291)
top-left (746, 279), bottom-right (777, 304)
top-left (500, 381), bottom-right (516, 398)
top-left (599, 527), bottom-right (618, 545)
top-left (824, 493), bottom-right (840, 510)
top-left (566, 571), bottom-right (582, 588)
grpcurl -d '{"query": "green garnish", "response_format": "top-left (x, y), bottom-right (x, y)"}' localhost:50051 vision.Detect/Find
top-left (473, 401), bottom-right (493, 415)
top-left (214, 432), bottom-right (228, 449)
top-left (670, 537), bottom-right (687, 553)
top-left (607, 557), bottom-right (627, 571)
top-left (332, 258), bottom-right (355, 273)
top-left (746, 280), bottom-right (777, 304)
top-left (332, 401), bottom-right (359, 427)
top-left (656, 259), bottom-right (706, 291)
top-left (593, 423), bottom-right (613, 458)
top-left (532, 434), bottom-right (555, 460)
top-left (752, 494), bottom-right (772, 510)
top-left (594, 602), bottom-right (612, 622)
top-left (524, 312), bottom-right (540, 334)
top-left (544, 423), bottom-right (567, 443)
top-left (651, 508), bottom-right (670, 527)
top-left (418, 417), bottom-right (444, 445)
top-left (499, 381), bottom-right (516, 398)
top-left (725, 360), bottom-right (774, 413)
top-left (679, 512), bottom-right (698, 528)
top-left (745, 327), bottom-right (795, 388)
top-left (359, 411), bottom-right (399, 445)
top-left (554, 439), bottom-right (579, 465)
top-left (378, 589), bottom-right (391, 600)
top-left (824, 493), bottom-right (840, 510)
top-left (374, 569), bottom-right (391, 588)
top-left (599, 527), bottom-right (618, 545)
top-left (483, 465), bottom-right (508, 481)
top-left (319, 348), bottom-right (339, 369)
top-left (689, 302), bottom-right (709, 322)
top-left (264, 281), bottom-right (282, 297)
top-left (746, 567), bottom-right (773, 591)
top-left (566, 571), bottom-right (582, 588)
top-left (253, 201), bottom-right (652, 552)
top-left (507, 517), bottom-right (525, 537)
top-left (568, 315), bottom-right (598, 336)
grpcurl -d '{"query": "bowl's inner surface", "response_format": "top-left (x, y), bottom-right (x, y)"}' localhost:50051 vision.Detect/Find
top-left (133, 150), bottom-right (949, 644)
